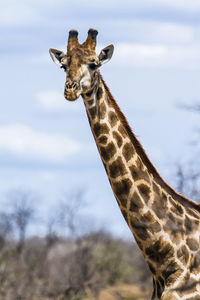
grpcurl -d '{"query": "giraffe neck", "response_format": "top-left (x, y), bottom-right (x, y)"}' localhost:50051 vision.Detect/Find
top-left (82, 73), bottom-right (200, 299)
top-left (82, 73), bottom-right (165, 243)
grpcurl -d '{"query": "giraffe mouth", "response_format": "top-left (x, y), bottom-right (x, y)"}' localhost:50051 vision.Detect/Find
top-left (64, 90), bottom-right (81, 101)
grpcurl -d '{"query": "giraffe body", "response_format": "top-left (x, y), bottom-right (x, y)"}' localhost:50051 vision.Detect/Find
top-left (49, 29), bottom-right (200, 299)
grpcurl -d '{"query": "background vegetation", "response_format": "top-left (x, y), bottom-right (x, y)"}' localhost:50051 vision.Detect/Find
top-left (0, 189), bottom-right (152, 300)
top-left (0, 108), bottom-right (199, 300)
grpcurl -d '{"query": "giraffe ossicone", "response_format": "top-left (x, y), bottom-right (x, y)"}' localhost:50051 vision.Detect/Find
top-left (49, 29), bottom-right (200, 300)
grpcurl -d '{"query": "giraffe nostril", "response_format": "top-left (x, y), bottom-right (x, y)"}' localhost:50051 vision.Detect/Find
top-left (72, 82), bottom-right (78, 89)
top-left (66, 80), bottom-right (79, 90)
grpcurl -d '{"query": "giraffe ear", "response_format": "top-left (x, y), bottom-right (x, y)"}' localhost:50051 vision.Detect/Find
top-left (98, 44), bottom-right (114, 66)
top-left (49, 48), bottom-right (65, 66)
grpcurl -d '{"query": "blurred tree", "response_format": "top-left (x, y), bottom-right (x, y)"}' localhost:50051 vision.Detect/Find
top-left (0, 188), bottom-right (153, 299)
top-left (0, 212), bottom-right (12, 248)
top-left (175, 163), bottom-right (200, 202)
top-left (58, 189), bottom-right (87, 238)
top-left (174, 103), bottom-right (200, 203)
top-left (7, 190), bottom-right (36, 252)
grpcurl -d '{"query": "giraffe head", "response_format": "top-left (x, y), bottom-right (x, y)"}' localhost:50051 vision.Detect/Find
top-left (49, 29), bottom-right (114, 101)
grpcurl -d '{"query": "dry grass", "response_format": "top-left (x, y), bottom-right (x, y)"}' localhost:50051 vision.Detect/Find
top-left (97, 284), bottom-right (150, 300)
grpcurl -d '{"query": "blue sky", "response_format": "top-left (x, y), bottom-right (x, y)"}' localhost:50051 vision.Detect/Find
top-left (1, 0), bottom-right (200, 238)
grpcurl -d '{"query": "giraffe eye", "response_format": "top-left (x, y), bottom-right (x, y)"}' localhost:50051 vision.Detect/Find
top-left (89, 63), bottom-right (98, 70)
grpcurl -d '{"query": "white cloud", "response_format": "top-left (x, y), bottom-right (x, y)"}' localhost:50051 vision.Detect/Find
top-left (1, 0), bottom-right (200, 28)
top-left (39, 171), bottom-right (57, 182)
top-left (0, 124), bottom-right (81, 161)
top-left (113, 43), bottom-right (200, 70)
top-left (0, 3), bottom-right (40, 26)
top-left (37, 90), bottom-right (65, 110)
top-left (147, 22), bottom-right (194, 44)
top-left (0, 0), bottom-right (65, 26)
top-left (152, 0), bottom-right (200, 12)
top-left (36, 90), bottom-right (81, 111)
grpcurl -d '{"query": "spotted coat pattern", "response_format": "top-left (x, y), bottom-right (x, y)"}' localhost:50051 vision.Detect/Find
top-left (50, 29), bottom-right (200, 299)
top-left (82, 75), bottom-right (200, 300)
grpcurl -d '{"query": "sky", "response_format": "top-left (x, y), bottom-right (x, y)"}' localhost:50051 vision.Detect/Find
top-left (1, 0), bottom-right (200, 238)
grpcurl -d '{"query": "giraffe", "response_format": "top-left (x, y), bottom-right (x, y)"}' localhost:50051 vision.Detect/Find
top-left (49, 29), bottom-right (200, 300)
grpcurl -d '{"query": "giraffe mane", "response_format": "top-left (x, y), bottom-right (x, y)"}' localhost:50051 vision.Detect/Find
top-left (100, 74), bottom-right (200, 213)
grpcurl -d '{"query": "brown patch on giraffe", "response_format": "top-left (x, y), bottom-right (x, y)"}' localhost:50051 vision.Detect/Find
top-left (162, 260), bottom-right (183, 286)
top-left (122, 142), bottom-right (135, 162)
top-left (108, 156), bottom-right (128, 178)
top-left (87, 100), bottom-right (94, 106)
top-left (129, 165), bottom-right (139, 181)
top-left (88, 106), bottom-right (97, 119)
top-left (93, 122), bottom-right (109, 138)
top-left (118, 124), bottom-right (127, 138)
top-left (108, 111), bottom-right (118, 127)
top-left (150, 222), bottom-right (162, 234)
top-left (135, 157), bottom-right (151, 183)
top-left (130, 217), bottom-right (150, 241)
top-left (185, 215), bottom-right (199, 235)
top-left (85, 91), bottom-right (94, 99)
top-left (99, 102), bottom-right (106, 119)
top-left (97, 86), bottom-right (103, 100)
top-left (112, 178), bottom-right (132, 208)
top-left (129, 161), bottom-right (151, 183)
top-left (152, 192), bottom-right (169, 219)
top-left (140, 211), bottom-right (161, 234)
top-left (146, 237), bottom-right (174, 265)
top-left (137, 183), bottom-right (151, 204)
top-left (99, 142), bottom-right (116, 162)
top-left (163, 212), bottom-right (184, 245)
top-left (129, 191), bottom-right (144, 212)
top-left (98, 135), bottom-right (108, 145)
top-left (170, 198), bottom-right (184, 216)
top-left (112, 131), bottom-right (123, 148)
top-left (186, 238), bottom-right (199, 251)
top-left (190, 252), bottom-right (200, 275)
top-left (177, 245), bottom-right (190, 265)
top-left (141, 210), bottom-right (156, 224)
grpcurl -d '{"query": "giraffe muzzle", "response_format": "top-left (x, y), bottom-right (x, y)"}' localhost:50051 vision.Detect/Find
top-left (64, 80), bottom-right (81, 101)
